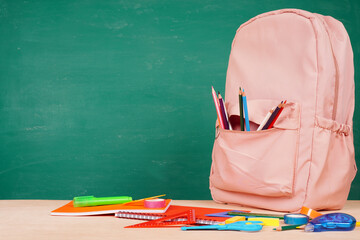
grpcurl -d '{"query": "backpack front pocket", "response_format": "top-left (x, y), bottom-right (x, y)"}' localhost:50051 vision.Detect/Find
top-left (210, 101), bottom-right (300, 197)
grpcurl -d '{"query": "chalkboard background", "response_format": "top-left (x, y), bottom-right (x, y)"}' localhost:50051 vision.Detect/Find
top-left (1, 0), bottom-right (359, 200)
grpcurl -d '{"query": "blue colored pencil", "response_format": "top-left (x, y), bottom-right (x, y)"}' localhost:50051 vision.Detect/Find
top-left (242, 89), bottom-right (250, 131)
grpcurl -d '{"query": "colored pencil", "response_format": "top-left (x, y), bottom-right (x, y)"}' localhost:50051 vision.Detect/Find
top-left (261, 101), bottom-right (282, 130)
top-left (123, 194), bottom-right (166, 205)
top-left (227, 211), bottom-right (284, 219)
top-left (267, 100), bottom-right (286, 129)
top-left (239, 88), bottom-right (244, 131)
top-left (212, 86), bottom-right (225, 129)
top-left (219, 92), bottom-right (232, 130)
top-left (257, 107), bottom-right (275, 131)
top-left (273, 224), bottom-right (304, 231)
top-left (218, 92), bottom-right (230, 130)
top-left (224, 105), bottom-right (232, 130)
top-left (242, 89), bottom-right (250, 131)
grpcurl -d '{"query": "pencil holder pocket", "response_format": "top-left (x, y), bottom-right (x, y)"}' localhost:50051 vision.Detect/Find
top-left (210, 100), bottom-right (300, 197)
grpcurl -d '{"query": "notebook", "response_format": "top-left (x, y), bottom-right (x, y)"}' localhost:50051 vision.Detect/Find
top-left (51, 199), bottom-right (172, 216)
top-left (115, 205), bottom-right (248, 225)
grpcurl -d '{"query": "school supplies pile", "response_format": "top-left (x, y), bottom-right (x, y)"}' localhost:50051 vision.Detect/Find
top-left (210, 8), bottom-right (356, 212)
top-left (50, 193), bottom-right (248, 224)
top-left (179, 206), bottom-right (357, 233)
top-left (51, 196), bottom-right (357, 233)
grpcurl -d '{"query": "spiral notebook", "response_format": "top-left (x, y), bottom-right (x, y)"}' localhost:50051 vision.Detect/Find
top-left (115, 205), bottom-right (247, 225)
top-left (51, 199), bottom-right (172, 216)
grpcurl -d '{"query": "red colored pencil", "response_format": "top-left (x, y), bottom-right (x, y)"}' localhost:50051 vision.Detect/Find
top-left (267, 100), bottom-right (286, 129)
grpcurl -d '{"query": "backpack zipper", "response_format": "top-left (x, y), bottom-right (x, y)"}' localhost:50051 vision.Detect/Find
top-left (315, 15), bottom-right (339, 120)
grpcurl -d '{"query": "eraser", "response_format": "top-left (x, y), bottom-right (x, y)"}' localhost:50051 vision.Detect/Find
top-left (247, 217), bottom-right (280, 227)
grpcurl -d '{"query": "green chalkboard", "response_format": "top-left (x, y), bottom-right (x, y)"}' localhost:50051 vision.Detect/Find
top-left (1, 0), bottom-right (359, 200)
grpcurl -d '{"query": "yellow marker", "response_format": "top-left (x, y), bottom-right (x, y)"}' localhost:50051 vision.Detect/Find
top-left (356, 222), bottom-right (360, 227)
top-left (225, 216), bottom-right (246, 224)
top-left (248, 217), bottom-right (280, 227)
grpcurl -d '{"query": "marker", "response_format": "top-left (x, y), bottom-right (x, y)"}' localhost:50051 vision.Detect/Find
top-left (73, 195), bottom-right (132, 207)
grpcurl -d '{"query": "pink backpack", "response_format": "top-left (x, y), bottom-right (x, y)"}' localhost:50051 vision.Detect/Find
top-left (210, 9), bottom-right (357, 212)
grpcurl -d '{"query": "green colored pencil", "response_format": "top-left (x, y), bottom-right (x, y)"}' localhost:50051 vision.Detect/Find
top-left (273, 224), bottom-right (304, 231)
top-left (239, 88), bottom-right (244, 131)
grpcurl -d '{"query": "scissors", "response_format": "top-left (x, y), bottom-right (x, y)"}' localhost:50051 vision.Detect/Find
top-left (181, 221), bottom-right (263, 232)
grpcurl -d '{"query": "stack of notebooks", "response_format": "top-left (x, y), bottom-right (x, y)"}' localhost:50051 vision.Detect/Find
top-left (51, 199), bottom-right (242, 225)
top-left (51, 199), bottom-right (173, 216)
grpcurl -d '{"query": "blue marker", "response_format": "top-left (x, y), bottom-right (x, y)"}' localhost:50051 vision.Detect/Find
top-left (242, 89), bottom-right (250, 131)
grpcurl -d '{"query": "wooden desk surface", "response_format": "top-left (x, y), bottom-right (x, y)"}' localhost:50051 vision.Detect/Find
top-left (0, 200), bottom-right (359, 240)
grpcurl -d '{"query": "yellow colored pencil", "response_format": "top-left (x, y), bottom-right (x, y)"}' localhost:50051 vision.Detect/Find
top-left (123, 194), bottom-right (166, 205)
